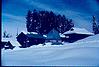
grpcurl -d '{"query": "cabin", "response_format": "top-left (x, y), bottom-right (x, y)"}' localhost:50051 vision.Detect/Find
top-left (45, 28), bottom-right (62, 45)
top-left (1, 41), bottom-right (15, 50)
top-left (16, 32), bottom-right (45, 48)
top-left (61, 28), bottom-right (94, 43)
top-left (16, 32), bottom-right (28, 48)
top-left (26, 34), bottom-right (45, 46)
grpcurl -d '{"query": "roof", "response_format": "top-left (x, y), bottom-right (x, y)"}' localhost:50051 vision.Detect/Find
top-left (21, 31), bottom-right (38, 34)
top-left (26, 34), bottom-right (44, 39)
top-left (46, 28), bottom-right (60, 39)
top-left (27, 32), bottom-right (38, 34)
top-left (18, 32), bottom-right (44, 39)
top-left (63, 27), bottom-right (94, 35)
top-left (21, 30), bottom-right (27, 34)
top-left (1, 41), bottom-right (12, 46)
top-left (1, 42), bottom-right (8, 45)
top-left (17, 32), bottom-right (26, 38)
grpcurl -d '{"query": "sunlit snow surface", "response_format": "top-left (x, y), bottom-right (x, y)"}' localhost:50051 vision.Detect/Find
top-left (1, 34), bottom-right (99, 66)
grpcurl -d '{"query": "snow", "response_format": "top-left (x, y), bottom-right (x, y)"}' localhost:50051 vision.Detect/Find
top-left (21, 30), bottom-right (38, 35)
top-left (43, 35), bottom-right (47, 37)
top-left (2, 0), bottom-right (99, 65)
top-left (63, 27), bottom-right (94, 35)
top-left (28, 32), bottom-right (38, 34)
top-left (21, 30), bottom-right (27, 34)
top-left (1, 34), bottom-right (99, 66)
top-left (59, 33), bottom-right (65, 37)
top-left (2, 44), bottom-right (99, 66)
top-left (22, 30), bottom-right (39, 35)
top-left (45, 42), bottom-right (52, 46)
top-left (76, 34), bottom-right (99, 43)
top-left (2, 37), bottom-right (21, 47)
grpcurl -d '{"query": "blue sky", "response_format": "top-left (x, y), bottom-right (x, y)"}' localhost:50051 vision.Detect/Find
top-left (2, 0), bottom-right (99, 36)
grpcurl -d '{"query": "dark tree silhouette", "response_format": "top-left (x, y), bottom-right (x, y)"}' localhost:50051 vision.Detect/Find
top-left (3, 31), bottom-right (7, 38)
top-left (92, 16), bottom-right (99, 34)
top-left (26, 9), bottom-right (74, 35)
top-left (3, 31), bottom-right (12, 38)
top-left (26, 10), bottom-right (32, 32)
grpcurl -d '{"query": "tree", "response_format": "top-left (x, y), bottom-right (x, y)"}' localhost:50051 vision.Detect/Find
top-left (26, 10), bottom-right (32, 32)
top-left (16, 28), bottom-right (19, 36)
top-left (92, 16), bottom-right (99, 34)
top-left (3, 31), bottom-right (12, 38)
top-left (55, 15), bottom-right (74, 33)
top-left (3, 31), bottom-right (7, 38)
top-left (31, 9), bottom-right (40, 33)
top-left (97, 20), bottom-right (99, 32)
top-left (26, 9), bottom-right (74, 35)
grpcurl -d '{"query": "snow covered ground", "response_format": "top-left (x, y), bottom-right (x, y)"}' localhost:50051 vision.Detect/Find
top-left (1, 34), bottom-right (99, 66)
top-left (2, 0), bottom-right (99, 66)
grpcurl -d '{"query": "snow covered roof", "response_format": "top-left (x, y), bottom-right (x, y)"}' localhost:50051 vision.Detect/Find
top-left (26, 34), bottom-right (44, 38)
top-left (63, 27), bottom-right (94, 35)
top-left (18, 31), bottom-right (44, 38)
top-left (28, 32), bottom-right (38, 34)
top-left (21, 30), bottom-right (27, 34)
top-left (21, 30), bottom-right (38, 34)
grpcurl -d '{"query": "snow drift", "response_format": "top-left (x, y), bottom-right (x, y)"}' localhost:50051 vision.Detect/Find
top-left (1, 34), bottom-right (99, 66)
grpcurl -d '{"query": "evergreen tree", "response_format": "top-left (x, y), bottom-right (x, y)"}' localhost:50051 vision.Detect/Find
top-left (3, 31), bottom-right (12, 38)
top-left (26, 10), bottom-right (32, 32)
top-left (26, 9), bottom-right (74, 35)
top-left (56, 15), bottom-right (74, 33)
top-left (92, 16), bottom-right (99, 34)
top-left (32, 9), bottom-right (40, 33)
top-left (16, 28), bottom-right (18, 36)
top-left (97, 20), bottom-right (99, 33)
top-left (3, 31), bottom-right (7, 38)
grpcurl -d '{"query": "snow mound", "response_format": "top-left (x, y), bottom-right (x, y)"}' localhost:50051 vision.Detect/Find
top-left (2, 34), bottom-right (99, 66)
top-left (2, 45), bottom-right (99, 66)
top-left (76, 34), bottom-right (99, 43)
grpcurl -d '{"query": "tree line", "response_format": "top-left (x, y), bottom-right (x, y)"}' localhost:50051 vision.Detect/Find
top-left (2, 10), bottom-right (99, 39)
top-left (26, 9), bottom-right (74, 35)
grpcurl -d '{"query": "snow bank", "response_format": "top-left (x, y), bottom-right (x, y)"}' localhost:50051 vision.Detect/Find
top-left (76, 34), bottom-right (99, 43)
top-left (2, 38), bottom-right (99, 66)
top-left (2, 45), bottom-right (99, 66)
top-left (1, 32), bottom-right (99, 66)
